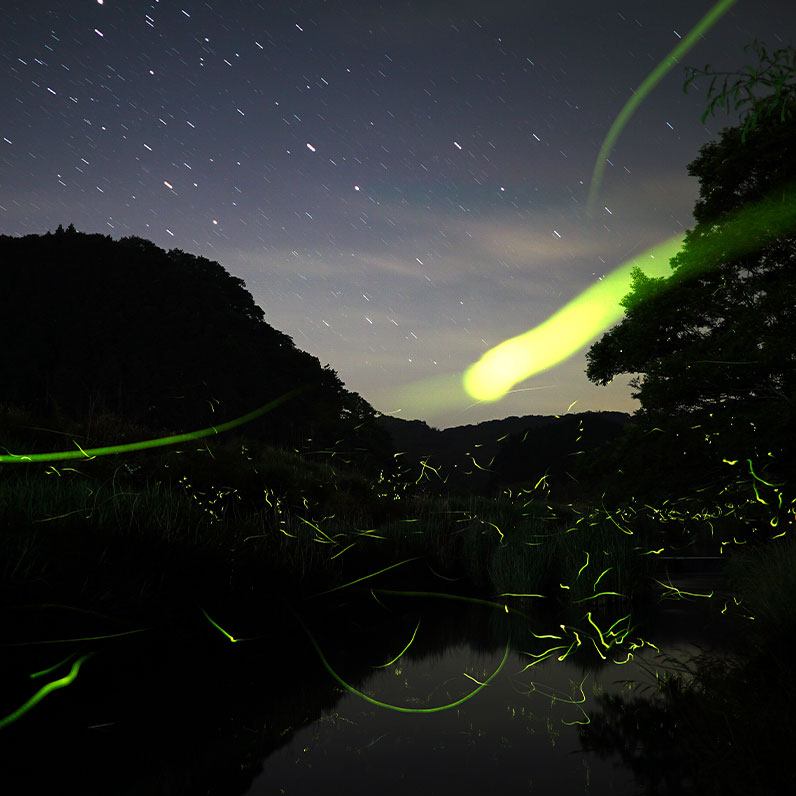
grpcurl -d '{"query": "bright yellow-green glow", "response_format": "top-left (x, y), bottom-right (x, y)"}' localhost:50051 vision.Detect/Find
top-left (465, 178), bottom-right (796, 403)
top-left (587, 0), bottom-right (737, 214)
top-left (586, 611), bottom-right (609, 649)
top-left (462, 236), bottom-right (683, 402)
top-left (593, 567), bottom-right (613, 590)
top-left (0, 654), bottom-right (91, 730)
top-left (576, 551), bottom-right (590, 580)
top-left (519, 645), bottom-right (569, 671)
top-left (0, 387), bottom-right (305, 464)
top-left (201, 608), bottom-right (241, 643)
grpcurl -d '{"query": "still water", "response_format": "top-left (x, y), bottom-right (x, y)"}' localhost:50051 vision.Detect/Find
top-left (253, 640), bottom-right (636, 794)
top-left (1, 575), bottom-right (731, 795)
top-left (250, 585), bottom-right (728, 796)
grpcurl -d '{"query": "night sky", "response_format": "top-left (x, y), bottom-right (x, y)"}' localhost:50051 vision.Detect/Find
top-left (2, 0), bottom-right (794, 428)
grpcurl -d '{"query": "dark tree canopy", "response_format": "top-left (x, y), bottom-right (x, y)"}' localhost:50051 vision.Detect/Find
top-left (586, 46), bottom-right (796, 483)
top-left (0, 228), bottom-right (392, 464)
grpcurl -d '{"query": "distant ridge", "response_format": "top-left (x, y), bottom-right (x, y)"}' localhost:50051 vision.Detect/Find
top-left (375, 411), bottom-right (629, 495)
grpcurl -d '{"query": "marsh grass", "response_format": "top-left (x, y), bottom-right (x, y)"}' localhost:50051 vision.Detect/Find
top-left (724, 536), bottom-right (796, 647)
top-left (488, 518), bottom-right (651, 602)
top-left (1, 412), bottom-right (662, 619)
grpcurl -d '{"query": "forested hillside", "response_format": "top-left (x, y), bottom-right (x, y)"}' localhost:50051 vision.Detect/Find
top-left (0, 227), bottom-right (392, 466)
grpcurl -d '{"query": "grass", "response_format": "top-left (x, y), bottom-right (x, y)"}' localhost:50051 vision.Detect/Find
top-left (2, 401), bottom-right (769, 623)
top-left (724, 535), bottom-right (796, 646)
top-left (0, 442), bottom-right (660, 625)
top-left (3, 403), bottom-right (793, 794)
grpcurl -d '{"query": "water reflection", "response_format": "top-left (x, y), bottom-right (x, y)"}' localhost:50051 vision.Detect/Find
top-left (250, 591), bottom-right (729, 795)
top-left (0, 586), bottom-right (739, 795)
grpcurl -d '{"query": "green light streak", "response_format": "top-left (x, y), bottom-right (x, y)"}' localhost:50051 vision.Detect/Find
top-left (297, 516), bottom-right (339, 545)
top-left (590, 638), bottom-right (607, 660)
top-left (311, 558), bottom-right (421, 598)
top-left (587, 0), bottom-right (737, 214)
top-left (593, 567), bottom-right (613, 590)
top-left (605, 614), bottom-right (632, 637)
top-left (0, 654), bottom-right (91, 730)
top-left (0, 388), bottom-right (305, 463)
top-left (29, 653), bottom-right (77, 680)
top-left (201, 608), bottom-right (241, 643)
top-left (463, 177), bottom-right (796, 403)
top-left (373, 619), bottom-right (422, 669)
top-left (2, 628), bottom-right (147, 647)
top-left (561, 708), bottom-right (591, 726)
top-left (586, 611), bottom-right (609, 649)
top-left (374, 589), bottom-right (530, 619)
top-left (576, 551), bottom-right (590, 580)
top-left (462, 236), bottom-right (683, 401)
top-left (467, 453), bottom-right (493, 472)
top-left (654, 579), bottom-right (714, 599)
top-left (748, 459), bottom-right (783, 487)
top-left (330, 542), bottom-right (357, 560)
top-left (527, 677), bottom-right (588, 706)
top-left (484, 520), bottom-right (505, 544)
top-left (604, 508), bottom-right (633, 536)
top-left (415, 458), bottom-right (441, 484)
top-left (557, 640), bottom-right (578, 661)
top-left (571, 591), bottom-right (625, 604)
top-left (297, 614), bottom-right (510, 714)
top-left (519, 645), bottom-right (569, 672)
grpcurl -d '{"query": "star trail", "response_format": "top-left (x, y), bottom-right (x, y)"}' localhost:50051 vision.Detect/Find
top-left (2, 0), bottom-right (793, 425)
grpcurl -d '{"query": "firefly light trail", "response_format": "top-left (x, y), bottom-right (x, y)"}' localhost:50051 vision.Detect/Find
top-left (586, 0), bottom-right (738, 215)
top-left (463, 180), bottom-right (796, 403)
top-left (0, 388), bottom-right (304, 464)
top-left (0, 654), bottom-right (91, 730)
top-left (296, 611), bottom-right (511, 714)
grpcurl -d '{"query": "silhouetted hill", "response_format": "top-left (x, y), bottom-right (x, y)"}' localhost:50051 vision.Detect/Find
top-left (375, 411), bottom-right (629, 495)
top-left (0, 226), bottom-right (392, 464)
top-left (488, 411), bottom-right (630, 496)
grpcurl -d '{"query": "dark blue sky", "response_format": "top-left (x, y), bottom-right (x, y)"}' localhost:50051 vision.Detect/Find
top-left (2, 0), bottom-right (793, 426)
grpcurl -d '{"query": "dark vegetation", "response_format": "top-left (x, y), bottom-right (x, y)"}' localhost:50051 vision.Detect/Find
top-left (586, 41), bottom-right (796, 497)
top-left (577, 41), bottom-right (796, 795)
top-left (376, 410), bottom-right (629, 496)
top-left (0, 225), bottom-right (393, 469)
top-left (0, 226), bottom-right (641, 617)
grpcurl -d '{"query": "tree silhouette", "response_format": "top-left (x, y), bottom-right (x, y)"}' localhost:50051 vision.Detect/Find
top-left (586, 43), bottom-right (796, 487)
